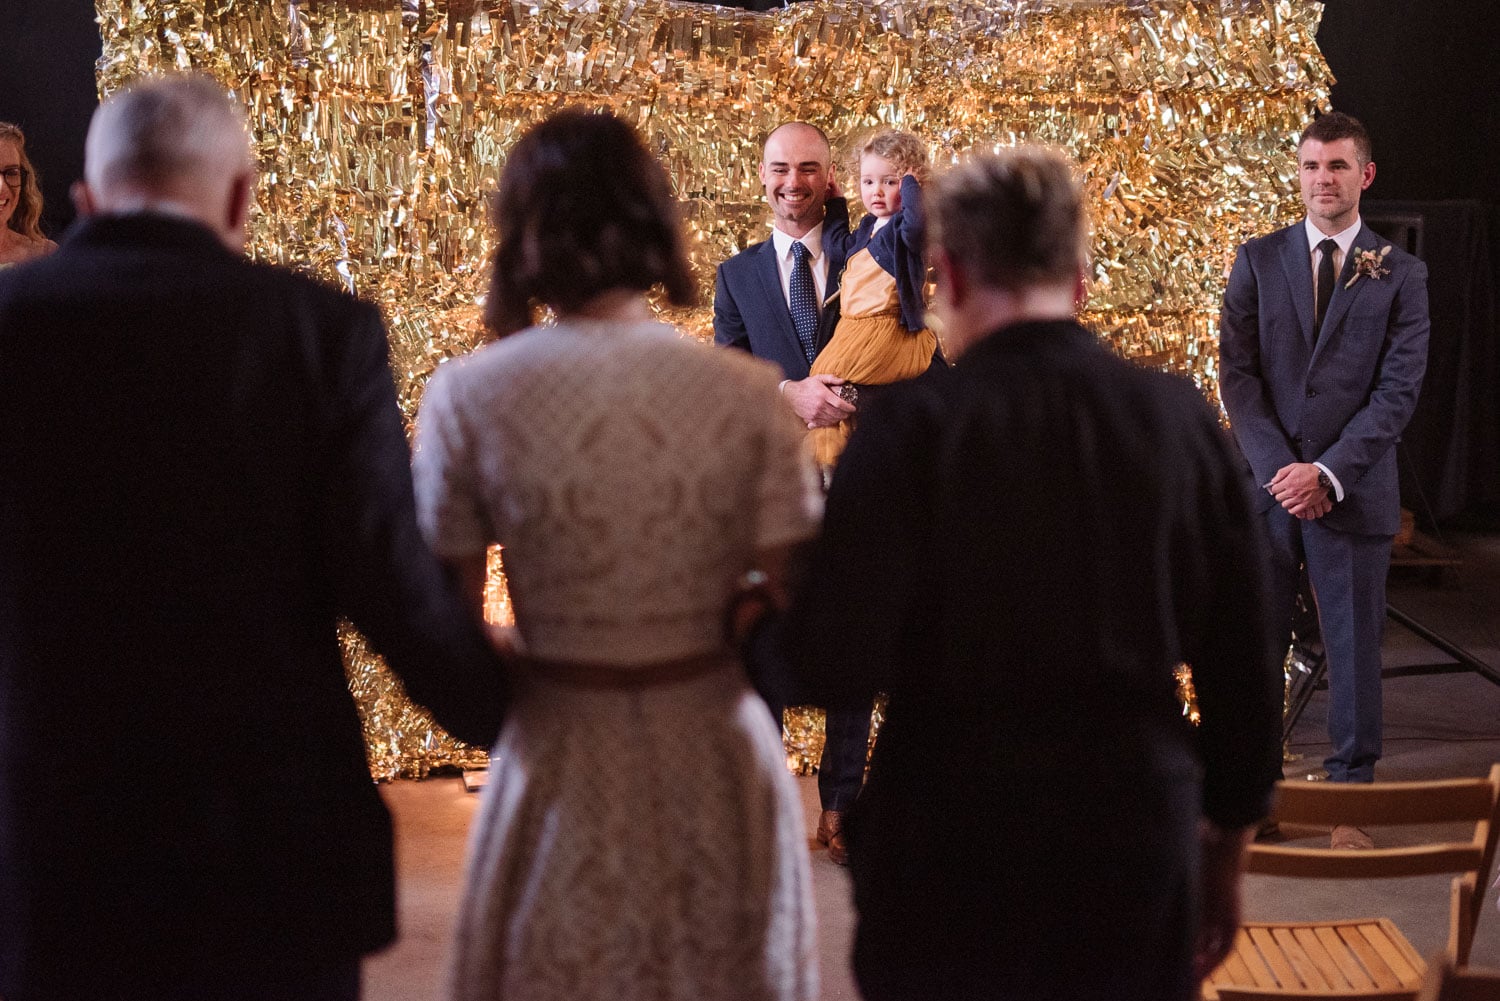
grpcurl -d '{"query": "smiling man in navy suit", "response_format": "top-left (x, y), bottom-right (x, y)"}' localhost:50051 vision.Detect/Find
top-left (1220, 111), bottom-right (1430, 848)
top-left (714, 122), bottom-right (855, 426)
top-left (713, 122), bottom-right (866, 863)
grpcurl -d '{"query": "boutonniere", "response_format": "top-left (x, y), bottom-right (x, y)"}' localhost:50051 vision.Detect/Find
top-left (1345, 245), bottom-right (1392, 288)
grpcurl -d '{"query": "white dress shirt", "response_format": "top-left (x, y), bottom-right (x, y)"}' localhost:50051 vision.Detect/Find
top-left (1304, 216), bottom-right (1362, 308)
top-left (770, 224), bottom-right (829, 310)
top-left (1302, 215), bottom-right (1362, 502)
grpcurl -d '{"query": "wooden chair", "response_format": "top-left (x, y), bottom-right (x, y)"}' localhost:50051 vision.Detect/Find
top-left (1202, 764), bottom-right (1500, 1000)
top-left (1414, 955), bottom-right (1500, 1001)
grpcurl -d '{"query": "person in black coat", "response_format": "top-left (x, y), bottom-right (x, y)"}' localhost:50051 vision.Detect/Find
top-left (0, 75), bottom-right (508, 1001)
top-left (782, 148), bottom-right (1284, 1000)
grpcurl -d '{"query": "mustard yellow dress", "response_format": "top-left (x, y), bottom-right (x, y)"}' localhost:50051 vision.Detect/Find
top-left (808, 246), bottom-right (937, 467)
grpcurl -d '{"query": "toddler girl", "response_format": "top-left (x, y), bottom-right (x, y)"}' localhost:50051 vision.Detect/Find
top-left (810, 129), bottom-right (940, 467)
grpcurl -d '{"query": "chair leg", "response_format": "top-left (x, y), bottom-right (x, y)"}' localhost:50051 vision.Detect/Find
top-left (1450, 873), bottom-right (1475, 965)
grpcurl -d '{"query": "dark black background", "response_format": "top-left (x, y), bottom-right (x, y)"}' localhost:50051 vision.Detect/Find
top-left (4, 0), bottom-right (1497, 515)
top-left (0, 0), bottom-right (102, 235)
top-left (4, 0), bottom-right (1497, 231)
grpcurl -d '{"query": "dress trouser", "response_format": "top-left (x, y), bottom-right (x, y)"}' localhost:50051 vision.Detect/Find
top-left (748, 618), bottom-right (871, 811)
top-left (1263, 507), bottom-right (1392, 782)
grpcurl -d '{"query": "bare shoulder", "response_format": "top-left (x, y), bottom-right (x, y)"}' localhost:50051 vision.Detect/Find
top-left (0, 234), bottom-right (58, 265)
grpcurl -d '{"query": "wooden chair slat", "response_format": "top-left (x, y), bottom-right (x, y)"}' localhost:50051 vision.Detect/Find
top-left (1274, 926), bottom-right (1334, 990)
top-left (1249, 926), bottom-right (1303, 988)
top-left (1294, 926), bottom-right (1355, 990)
top-left (1338, 924), bottom-right (1403, 989)
top-left (1216, 946), bottom-right (1258, 987)
top-left (1315, 925), bottom-right (1379, 990)
top-left (1271, 779), bottom-right (1496, 827)
top-left (1246, 844), bottom-right (1483, 880)
top-left (1361, 921), bottom-right (1425, 986)
top-left (1234, 927), bottom-right (1282, 988)
top-left (1215, 991), bottom-right (1417, 1000)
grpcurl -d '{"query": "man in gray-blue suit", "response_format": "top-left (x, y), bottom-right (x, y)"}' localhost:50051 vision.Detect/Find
top-left (713, 122), bottom-right (864, 864)
top-left (1220, 111), bottom-right (1430, 848)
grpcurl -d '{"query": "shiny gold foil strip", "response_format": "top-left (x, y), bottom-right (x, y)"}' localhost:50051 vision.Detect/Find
top-left (97, 0), bottom-right (1330, 778)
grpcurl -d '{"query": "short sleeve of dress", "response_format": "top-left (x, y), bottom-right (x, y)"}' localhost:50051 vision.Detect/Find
top-left (412, 364), bottom-right (491, 559)
top-left (754, 381), bottom-right (823, 550)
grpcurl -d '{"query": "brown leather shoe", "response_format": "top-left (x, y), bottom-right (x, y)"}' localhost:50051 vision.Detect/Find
top-left (827, 829), bottom-right (849, 866)
top-left (1330, 824), bottom-right (1374, 850)
top-left (816, 809), bottom-right (843, 846)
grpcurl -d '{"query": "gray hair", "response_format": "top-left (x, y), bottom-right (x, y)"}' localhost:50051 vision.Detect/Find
top-left (926, 147), bottom-right (1088, 292)
top-left (85, 74), bottom-right (252, 193)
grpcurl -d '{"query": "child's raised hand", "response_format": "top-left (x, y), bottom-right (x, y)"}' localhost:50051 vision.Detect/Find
top-left (827, 176), bottom-right (843, 200)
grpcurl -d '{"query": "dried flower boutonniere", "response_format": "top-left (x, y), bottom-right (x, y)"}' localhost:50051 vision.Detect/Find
top-left (1345, 245), bottom-right (1392, 289)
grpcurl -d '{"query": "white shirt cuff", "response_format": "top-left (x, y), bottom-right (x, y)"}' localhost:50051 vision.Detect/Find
top-left (1313, 461), bottom-right (1345, 502)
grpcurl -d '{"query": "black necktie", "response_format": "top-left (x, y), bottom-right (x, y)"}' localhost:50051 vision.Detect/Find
top-left (1314, 237), bottom-right (1338, 339)
top-left (789, 240), bottom-right (818, 364)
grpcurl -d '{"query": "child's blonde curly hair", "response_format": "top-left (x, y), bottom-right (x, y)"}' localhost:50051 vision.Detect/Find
top-left (845, 129), bottom-right (930, 181)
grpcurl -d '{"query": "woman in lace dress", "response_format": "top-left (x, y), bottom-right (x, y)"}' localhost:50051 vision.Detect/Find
top-left (413, 110), bottom-right (820, 1001)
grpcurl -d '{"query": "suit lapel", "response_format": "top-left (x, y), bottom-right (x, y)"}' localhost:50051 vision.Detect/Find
top-left (813, 230), bottom-right (851, 353)
top-left (1278, 225), bottom-right (1317, 349)
top-left (1314, 223), bottom-right (1380, 358)
top-left (755, 239), bottom-right (802, 359)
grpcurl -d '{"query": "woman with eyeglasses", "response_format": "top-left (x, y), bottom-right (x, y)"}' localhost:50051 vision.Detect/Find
top-left (1, 122), bottom-right (58, 267)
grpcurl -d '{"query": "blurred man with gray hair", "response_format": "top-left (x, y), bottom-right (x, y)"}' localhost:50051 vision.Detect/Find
top-left (0, 74), bottom-right (508, 1001)
top-left (784, 147), bottom-right (1284, 999)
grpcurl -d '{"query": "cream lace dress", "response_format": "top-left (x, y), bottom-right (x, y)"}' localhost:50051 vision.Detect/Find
top-left (413, 318), bottom-right (821, 1001)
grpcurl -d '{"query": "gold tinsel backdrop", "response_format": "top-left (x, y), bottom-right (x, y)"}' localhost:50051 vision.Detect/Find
top-left (96, 0), bottom-right (1329, 779)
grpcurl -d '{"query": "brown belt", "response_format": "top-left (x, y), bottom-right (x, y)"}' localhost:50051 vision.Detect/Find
top-left (516, 650), bottom-right (734, 689)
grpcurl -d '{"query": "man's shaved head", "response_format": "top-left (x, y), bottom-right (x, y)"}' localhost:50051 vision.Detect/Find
top-left (758, 122), bottom-right (833, 238)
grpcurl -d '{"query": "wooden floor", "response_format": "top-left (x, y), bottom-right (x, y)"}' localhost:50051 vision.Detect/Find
top-left (363, 530), bottom-right (1500, 1000)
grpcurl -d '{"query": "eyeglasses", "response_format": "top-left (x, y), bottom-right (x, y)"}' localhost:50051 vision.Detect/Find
top-left (1, 166), bottom-right (28, 189)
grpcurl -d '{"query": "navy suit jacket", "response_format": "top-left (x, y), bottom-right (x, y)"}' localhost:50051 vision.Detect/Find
top-left (1219, 220), bottom-right (1430, 537)
top-left (712, 207), bottom-right (849, 376)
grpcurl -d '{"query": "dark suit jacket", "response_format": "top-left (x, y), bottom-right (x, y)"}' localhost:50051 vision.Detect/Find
top-left (0, 215), bottom-right (508, 998)
top-left (783, 321), bottom-right (1282, 999)
top-left (712, 207), bottom-right (849, 376)
top-left (1220, 220), bottom-right (1430, 536)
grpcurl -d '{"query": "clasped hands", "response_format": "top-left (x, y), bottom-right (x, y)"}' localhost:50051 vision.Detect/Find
top-left (782, 374), bottom-right (855, 429)
top-left (1265, 461), bottom-right (1332, 520)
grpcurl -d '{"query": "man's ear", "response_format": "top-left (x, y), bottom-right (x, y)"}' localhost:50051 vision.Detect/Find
top-left (71, 181), bottom-right (98, 218)
top-left (225, 171), bottom-right (254, 239)
top-left (1360, 159), bottom-right (1376, 192)
top-left (1073, 262), bottom-right (1090, 312)
top-left (934, 247), bottom-right (966, 307)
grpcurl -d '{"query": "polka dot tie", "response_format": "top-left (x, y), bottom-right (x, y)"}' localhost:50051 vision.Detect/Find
top-left (789, 240), bottom-right (819, 365)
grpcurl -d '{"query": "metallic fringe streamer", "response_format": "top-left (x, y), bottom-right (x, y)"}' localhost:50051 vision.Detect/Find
top-left (96, 0), bottom-right (1329, 777)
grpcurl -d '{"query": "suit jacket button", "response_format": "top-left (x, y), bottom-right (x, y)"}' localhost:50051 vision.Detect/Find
top-left (1306, 389), bottom-right (1317, 398)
